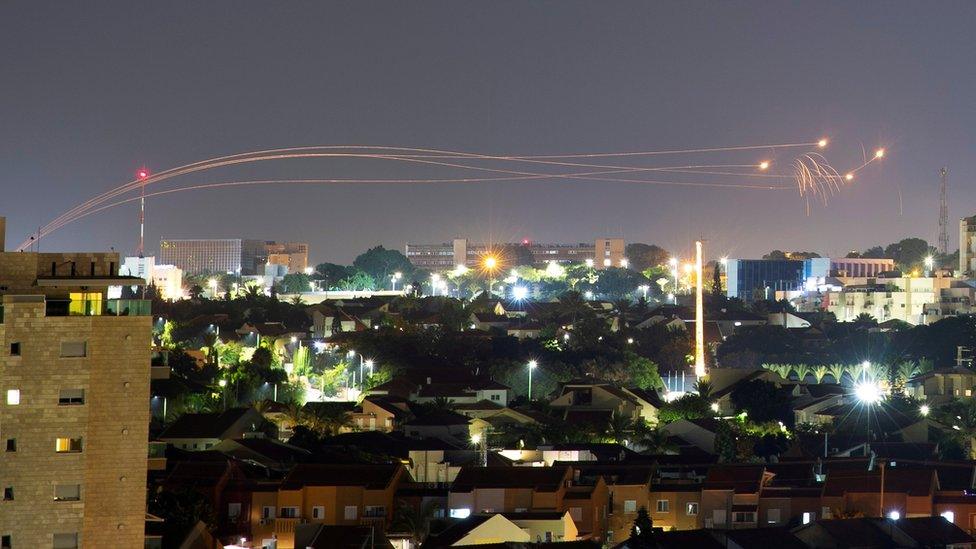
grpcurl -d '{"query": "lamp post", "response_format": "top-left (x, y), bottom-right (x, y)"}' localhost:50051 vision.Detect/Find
top-left (391, 272), bottom-right (403, 291)
top-left (527, 360), bottom-right (538, 401)
top-left (638, 285), bottom-right (649, 300)
top-left (669, 258), bottom-right (679, 304)
top-left (484, 256), bottom-right (498, 298)
top-left (208, 278), bottom-right (219, 299)
top-left (924, 255), bottom-right (934, 276)
top-left (218, 379), bottom-right (227, 411)
top-left (431, 273), bottom-right (441, 296)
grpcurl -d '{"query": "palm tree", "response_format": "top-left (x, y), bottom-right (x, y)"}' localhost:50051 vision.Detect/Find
top-left (811, 365), bottom-right (829, 384)
top-left (558, 291), bottom-right (589, 323)
top-left (392, 500), bottom-right (439, 545)
top-left (693, 379), bottom-right (713, 400)
top-left (605, 412), bottom-right (633, 445)
top-left (613, 299), bottom-right (634, 329)
top-left (632, 420), bottom-right (677, 455)
top-left (306, 405), bottom-right (353, 437)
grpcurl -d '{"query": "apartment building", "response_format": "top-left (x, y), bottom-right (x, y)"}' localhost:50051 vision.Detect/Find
top-left (159, 238), bottom-right (309, 275)
top-left (405, 238), bottom-right (626, 270)
top-left (250, 463), bottom-right (406, 549)
top-left (0, 217), bottom-right (152, 548)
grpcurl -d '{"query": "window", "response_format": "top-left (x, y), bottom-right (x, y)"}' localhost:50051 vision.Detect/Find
top-left (767, 508), bottom-right (781, 524)
top-left (280, 507), bottom-right (299, 518)
top-left (227, 503), bottom-right (241, 519)
top-left (5, 390), bottom-right (19, 405)
top-left (490, 394), bottom-right (500, 401)
top-left (802, 512), bottom-right (814, 524)
top-left (262, 506), bottom-right (275, 519)
top-left (58, 389), bottom-right (85, 406)
top-left (449, 508), bottom-right (471, 519)
top-left (55, 437), bottom-right (83, 453)
top-left (4, 439), bottom-right (14, 452)
top-left (623, 500), bottom-right (637, 513)
top-left (2, 487), bottom-right (11, 501)
top-left (569, 507), bottom-right (582, 521)
top-left (344, 505), bottom-right (358, 520)
top-left (822, 507), bottom-right (832, 519)
top-left (312, 506), bottom-right (324, 520)
top-left (9, 343), bottom-right (19, 356)
top-left (68, 293), bottom-right (102, 316)
top-left (1, 534), bottom-right (10, 549)
top-left (54, 484), bottom-right (81, 502)
top-left (686, 502), bottom-right (699, 516)
top-left (60, 341), bottom-right (87, 358)
top-left (364, 505), bottom-right (385, 518)
top-left (52, 533), bottom-right (78, 549)
top-left (942, 510), bottom-right (955, 523)
top-left (655, 499), bottom-right (670, 513)
top-left (733, 511), bottom-right (756, 523)
top-left (713, 509), bottom-right (727, 525)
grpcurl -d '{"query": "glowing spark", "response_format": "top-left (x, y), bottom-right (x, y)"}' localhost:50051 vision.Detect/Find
top-left (818, 138), bottom-right (828, 148)
top-left (875, 148), bottom-right (885, 158)
top-left (759, 161), bottom-right (770, 170)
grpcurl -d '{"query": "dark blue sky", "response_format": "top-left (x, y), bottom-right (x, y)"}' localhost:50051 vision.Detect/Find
top-left (2, 2), bottom-right (974, 263)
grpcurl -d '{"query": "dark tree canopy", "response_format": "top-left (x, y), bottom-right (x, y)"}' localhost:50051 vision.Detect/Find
top-left (624, 243), bottom-right (670, 272)
top-left (352, 246), bottom-right (414, 283)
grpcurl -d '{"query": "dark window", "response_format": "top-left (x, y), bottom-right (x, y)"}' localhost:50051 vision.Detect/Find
top-left (3, 487), bottom-right (12, 501)
top-left (69, 262), bottom-right (76, 276)
top-left (58, 389), bottom-right (85, 406)
top-left (9, 343), bottom-right (19, 356)
top-left (51, 262), bottom-right (57, 276)
top-left (5, 439), bottom-right (14, 452)
top-left (1, 534), bottom-right (10, 549)
top-left (90, 262), bottom-right (95, 276)
top-left (109, 262), bottom-right (116, 274)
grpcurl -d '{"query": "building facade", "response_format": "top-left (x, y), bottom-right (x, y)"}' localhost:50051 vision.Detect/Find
top-left (0, 217), bottom-right (152, 548)
top-left (960, 215), bottom-right (976, 276)
top-left (160, 238), bottom-right (243, 275)
top-left (726, 259), bottom-right (805, 301)
top-left (405, 238), bottom-right (625, 270)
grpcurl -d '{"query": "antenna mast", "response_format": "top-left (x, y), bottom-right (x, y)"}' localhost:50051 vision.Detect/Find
top-left (939, 167), bottom-right (949, 255)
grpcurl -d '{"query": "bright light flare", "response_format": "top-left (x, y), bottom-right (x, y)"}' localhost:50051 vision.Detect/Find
top-left (484, 256), bottom-right (498, 270)
top-left (845, 173), bottom-right (854, 181)
top-left (919, 404), bottom-right (930, 417)
top-left (875, 148), bottom-right (885, 159)
top-left (758, 161), bottom-right (770, 170)
top-left (137, 168), bottom-right (149, 180)
top-left (512, 286), bottom-right (529, 301)
top-left (818, 138), bottom-right (828, 148)
top-left (854, 381), bottom-right (883, 405)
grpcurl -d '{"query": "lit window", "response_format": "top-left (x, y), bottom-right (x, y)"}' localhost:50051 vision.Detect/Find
top-left (656, 499), bottom-right (670, 513)
top-left (280, 507), bottom-right (299, 518)
top-left (312, 506), bottom-right (325, 520)
top-left (942, 510), bottom-right (955, 523)
top-left (344, 505), bottom-right (358, 520)
top-left (449, 508), bottom-right (471, 519)
top-left (5, 390), bottom-right (19, 406)
top-left (802, 512), bottom-right (814, 524)
top-left (623, 500), bottom-right (637, 513)
top-left (55, 437), bottom-right (83, 453)
top-left (686, 502), bottom-right (699, 516)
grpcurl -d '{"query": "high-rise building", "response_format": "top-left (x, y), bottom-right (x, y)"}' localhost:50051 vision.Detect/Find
top-left (159, 238), bottom-right (309, 276)
top-left (159, 238), bottom-right (243, 275)
top-left (960, 216), bottom-right (976, 276)
top-left (726, 259), bottom-right (805, 301)
top-left (405, 237), bottom-right (625, 270)
top-left (0, 217), bottom-right (152, 547)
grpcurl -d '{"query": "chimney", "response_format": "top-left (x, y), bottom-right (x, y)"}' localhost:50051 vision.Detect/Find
top-left (0, 216), bottom-right (5, 251)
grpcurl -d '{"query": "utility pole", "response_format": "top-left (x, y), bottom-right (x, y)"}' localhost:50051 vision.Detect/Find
top-left (939, 167), bottom-right (949, 255)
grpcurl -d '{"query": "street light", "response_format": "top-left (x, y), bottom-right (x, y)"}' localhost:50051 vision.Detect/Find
top-left (391, 272), bottom-right (403, 291)
top-left (527, 360), bottom-right (538, 400)
top-left (208, 278), bottom-right (218, 298)
top-left (585, 258), bottom-right (594, 268)
top-left (920, 404), bottom-right (930, 417)
top-left (638, 285), bottom-right (649, 300)
top-left (924, 256), bottom-right (934, 275)
top-left (619, 258), bottom-right (629, 268)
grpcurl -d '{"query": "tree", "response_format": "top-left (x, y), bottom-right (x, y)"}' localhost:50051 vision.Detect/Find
top-left (884, 238), bottom-right (930, 270)
top-left (280, 273), bottom-right (311, 294)
top-left (626, 354), bottom-right (664, 391)
top-left (148, 487), bottom-right (217, 542)
top-left (505, 243), bottom-right (535, 267)
top-left (625, 243), bottom-right (670, 272)
top-left (861, 246), bottom-right (885, 258)
top-left (729, 379), bottom-right (793, 424)
top-left (392, 500), bottom-right (439, 546)
top-left (763, 250), bottom-right (788, 260)
top-left (352, 246), bottom-right (413, 283)
top-left (314, 263), bottom-right (351, 288)
top-left (591, 267), bottom-right (651, 300)
top-left (630, 507), bottom-right (655, 547)
top-left (337, 270), bottom-right (376, 291)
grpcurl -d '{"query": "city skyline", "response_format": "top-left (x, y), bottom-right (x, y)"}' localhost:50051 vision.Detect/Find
top-left (2, 2), bottom-right (974, 263)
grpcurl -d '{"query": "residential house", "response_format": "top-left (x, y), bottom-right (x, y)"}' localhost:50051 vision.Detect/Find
top-left (550, 381), bottom-right (661, 424)
top-left (700, 464), bottom-right (774, 529)
top-left (820, 466), bottom-right (938, 519)
top-left (350, 395), bottom-right (412, 432)
top-left (662, 418), bottom-right (723, 455)
top-left (402, 410), bottom-right (472, 444)
top-left (559, 463), bottom-right (654, 543)
top-left (907, 367), bottom-right (976, 405)
top-left (648, 481), bottom-right (704, 532)
top-left (294, 524), bottom-right (396, 549)
top-left (253, 463), bottom-right (406, 549)
top-left (422, 514), bottom-right (531, 546)
top-left (793, 517), bottom-right (974, 548)
top-left (158, 407), bottom-right (274, 451)
top-left (211, 438), bottom-right (310, 472)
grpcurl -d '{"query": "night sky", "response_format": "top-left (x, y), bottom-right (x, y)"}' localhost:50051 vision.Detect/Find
top-left (2, 2), bottom-right (974, 264)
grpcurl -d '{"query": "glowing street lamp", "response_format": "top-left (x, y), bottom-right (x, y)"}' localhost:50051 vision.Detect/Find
top-left (512, 285), bottom-right (529, 301)
top-left (527, 360), bottom-right (538, 400)
top-left (919, 404), bottom-right (930, 417)
top-left (854, 380), bottom-right (883, 405)
top-left (619, 258), bottom-right (629, 268)
top-left (585, 258), bottom-right (594, 268)
top-left (875, 148), bottom-right (885, 159)
top-left (208, 278), bottom-right (218, 298)
top-left (584, 290), bottom-right (593, 300)
top-left (637, 284), bottom-right (650, 300)
top-left (758, 161), bottom-right (770, 171)
top-left (818, 138), bottom-right (828, 148)
top-left (391, 271), bottom-right (403, 291)
top-left (924, 256), bottom-right (934, 275)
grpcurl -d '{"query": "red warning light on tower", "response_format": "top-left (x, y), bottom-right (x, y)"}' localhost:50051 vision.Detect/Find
top-left (137, 168), bottom-right (149, 180)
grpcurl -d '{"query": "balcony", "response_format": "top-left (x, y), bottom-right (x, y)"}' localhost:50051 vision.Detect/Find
top-left (45, 299), bottom-right (151, 317)
top-left (274, 517), bottom-right (307, 533)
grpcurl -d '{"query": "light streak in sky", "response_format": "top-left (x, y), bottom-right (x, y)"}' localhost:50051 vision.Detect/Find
top-left (19, 139), bottom-right (883, 250)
